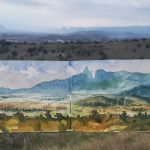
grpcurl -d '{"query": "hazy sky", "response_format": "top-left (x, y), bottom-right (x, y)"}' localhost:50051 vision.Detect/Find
top-left (0, 60), bottom-right (150, 89)
top-left (0, 0), bottom-right (150, 31)
top-left (0, 61), bottom-right (70, 89)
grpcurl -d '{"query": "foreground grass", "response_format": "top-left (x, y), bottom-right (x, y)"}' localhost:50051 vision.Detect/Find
top-left (0, 132), bottom-right (149, 150)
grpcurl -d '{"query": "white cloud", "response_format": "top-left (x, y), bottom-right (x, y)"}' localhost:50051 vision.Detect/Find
top-left (20, 66), bottom-right (39, 79)
top-left (0, 0), bottom-right (150, 31)
top-left (0, 64), bottom-right (9, 72)
top-left (67, 66), bottom-right (77, 76)
top-left (46, 70), bottom-right (57, 75)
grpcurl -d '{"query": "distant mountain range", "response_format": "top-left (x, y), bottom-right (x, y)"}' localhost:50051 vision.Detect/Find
top-left (62, 26), bottom-right (150, 40)
top-left (0, 67), bottom-right (150, 98)
top-left (0, 25), bottom-right (150, 41)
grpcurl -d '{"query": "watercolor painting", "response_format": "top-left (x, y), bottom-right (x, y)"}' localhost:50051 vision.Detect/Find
top-left (0, 60), bottom-right (150, 132)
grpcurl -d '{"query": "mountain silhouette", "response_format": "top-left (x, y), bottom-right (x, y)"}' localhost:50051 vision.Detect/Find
top-left (0, 67), bottom-right (150, 97)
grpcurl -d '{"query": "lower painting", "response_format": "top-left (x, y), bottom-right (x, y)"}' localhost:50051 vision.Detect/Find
top-left (0, 60), bottom-right (149, 132)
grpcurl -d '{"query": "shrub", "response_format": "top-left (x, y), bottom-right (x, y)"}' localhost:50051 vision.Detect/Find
top-left (145, 44), bottom-right (150, 48)
top-left (120, 111), bottom-right (128, 122)
top-left (14, 112), bottom-right (26, 122)
top-left (35, 114), bottom-right (45, 120)
top-left (0, 46), bottom-right (9, 53)
top-left (89, 109), bottom-right (102, 123)
top-left (58, 122), bottom-right (66, 132)
top-left (45, 110), bottom-right (52, 121)
top-left (0, 113), bottom-right (8, 120)
top-left (11, 51), bottom-right (18, 57)
top-left (137, 43), bottom-right (141, 47)
top-left (27, 47), bottom-right (36, 53)
top-left (55, 113), bottom-right (64, 122)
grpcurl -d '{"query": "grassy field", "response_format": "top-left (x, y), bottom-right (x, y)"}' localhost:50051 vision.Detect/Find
top-left (0, 93), bottom-right (149, 133)
top-left (0, 39), bottom-right (150, 60)
top-left (0, 100), bottom-right (149, 132)
top-left (0, 132), bottom-right (149, 150)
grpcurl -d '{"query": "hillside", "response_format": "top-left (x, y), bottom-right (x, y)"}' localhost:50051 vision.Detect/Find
top-left (0, 68), bottom-right (150, 99)
top-left (120, 86), bottom-right (150, 98)
top-left (0, 38), bottom-right (150, 60)
top-left (75, 96), bottom-right (116, 107)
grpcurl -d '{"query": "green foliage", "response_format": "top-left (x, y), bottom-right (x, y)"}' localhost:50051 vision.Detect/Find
top-left (66, 119), bottom-right (72, 129)
top-left (76, 96), bottom-right (116, 108)
top-left (45, 110), bottom-right (52, 121)
top-left (138, 112), bottom-right (150, 120)
top-left (131, 107), bottom-right (145, 112)
top-left (35, 114), bottom-right (45, 120)
top-left (89, 109), bottom-right (102, 123)
top-left (14, 112), bottom-right (26, 122)
top-left (0, 113), bottom-right (8, 120)
top-left (55, 113), bottom-right (64, 122)
top-left (11, 51), bottom-right (18, 57)
top-left (120, 111), bottom-right (128, 122)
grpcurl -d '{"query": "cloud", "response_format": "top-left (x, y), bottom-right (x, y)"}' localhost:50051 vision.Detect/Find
top-left (0, 64), bottom-right (9, 72)
top-left (46, 70), bottom-right (57, 75)
top-left (72, 60), bottom-right (150, 76)
top-left (67, 66), bottom-right (77, 76)
top-left (0, 0), bottom-right (150, 30)
top-left (20, 66), bottom-right (39, 79)
top-left (2, 0), bottom-right (41, 6)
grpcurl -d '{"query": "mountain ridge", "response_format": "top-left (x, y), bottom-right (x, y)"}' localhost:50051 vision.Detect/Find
top-left (0, 68), bottom-right (150, 98)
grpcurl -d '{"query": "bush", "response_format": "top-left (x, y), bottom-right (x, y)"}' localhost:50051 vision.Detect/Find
top-left (66, 119), bottom-right (71, 129)
top-left (55, 113), bottom-right (64, 122)
top-left (14, 112), bottom-right (26, 122)
top-left (35, 114), bottom-right (45, 120)
top-left (89, 110), bottom-right (102, 123)
top-left (0, 46), bottom-right (9, 53)
top-left (0, 113), bottom-right (8, 120)
top-left (58, 122), bottom-right (66, 132)
top-left (137, 43), bottom-right (141, 47)
top-left (138, 112), bottom-right (150, 120)
top-left (45, 110), bottom-right (52, 121)
top-left (120, 111), bottom-right (128, 122)
top-left (145, 44), bottom-right (150, 48)
top-left (11, 51), bottom-right (18, 57)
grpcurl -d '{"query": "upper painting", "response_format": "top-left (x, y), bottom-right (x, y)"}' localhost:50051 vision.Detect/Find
top-left (0, 60), bottom-right (149, 132)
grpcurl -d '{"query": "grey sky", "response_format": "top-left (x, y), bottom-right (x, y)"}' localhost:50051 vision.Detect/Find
top-left (0, 0), bottom-right (150, 31)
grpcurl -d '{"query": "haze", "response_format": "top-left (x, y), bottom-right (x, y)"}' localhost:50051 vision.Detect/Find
top-left (0, 0), bottom-right (150, 32)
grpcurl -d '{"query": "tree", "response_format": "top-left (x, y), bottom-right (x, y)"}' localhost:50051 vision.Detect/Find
top-left (11, 51), bottom-right (18, 58)
top-left (89, 109), bottom-right (102, 123)
top-left (45, 110), bottom-right (52, 121)
top-left (120, 111), bottom-right (128, 122)
top-left (0, 113), bottom-right (8, 120)
top-left (55, 113), bottom-right (64, 122)
top-left (14, 112), bottom-right (26, 122)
